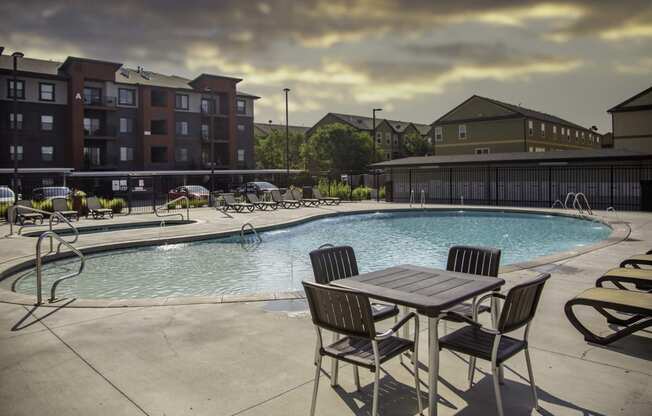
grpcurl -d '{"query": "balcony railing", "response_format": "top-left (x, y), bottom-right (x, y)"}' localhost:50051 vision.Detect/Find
top-left (83, 95), bottom-right (117, 107)
top-left (84, 126), bottom-right (117, 137)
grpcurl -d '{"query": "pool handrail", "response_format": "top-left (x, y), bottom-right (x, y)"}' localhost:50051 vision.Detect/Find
top-left (240, 222), bottom-right (262, 244)
top-left (574, 193), bottom-right (593, 216)
top-left (409, 189), bottom-right (415, 207)
top-left (155, 196), bottom-right (189, 222)
top-left (420, 189), bottom-right (425, 208)
top-left (7, 205), bottom-right (79, 253)
top-left (564, 192), bottom-right (576, 209)
top-left (36, 230), bottom-right (86, 304)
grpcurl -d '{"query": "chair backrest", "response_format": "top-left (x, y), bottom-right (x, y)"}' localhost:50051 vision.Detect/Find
top-left (498, 273), bottom-right (551, 333)
top-left (52, 198), bottom-right (69, 212)
top-left (15, 199), bottom-right (32, 214)
top-left (291, 188), bottom-right (303, 200)
top-left (270, 189), bottom-right (283, 202)
top-left (87, 196), bottom-right (101, 210)
top-left (446, 245), bottom-right (501, 277)
top-left (309, 245), bottom-right (359, 284)
top-left (246, 193), bottom-right (260, 203)
top-left (302, 281), bottom-right (375, 339)
top-left (282, 190), bottom-right (295, 201)
top-left (222, 193), bottom-right (237, 204)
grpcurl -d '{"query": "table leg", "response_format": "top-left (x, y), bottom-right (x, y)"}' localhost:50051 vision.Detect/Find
top-left (428, 316), bottom-right (440, 416)
top-left (401, 305), bottom-right (409, 364)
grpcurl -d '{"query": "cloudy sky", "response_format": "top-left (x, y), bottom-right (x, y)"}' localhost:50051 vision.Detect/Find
top-left (2, 1), bottom-right (651, 131)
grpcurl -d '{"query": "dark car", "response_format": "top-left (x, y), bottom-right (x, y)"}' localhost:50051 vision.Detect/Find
top-left (237, 181), bottom-right (279, 196)
top-left (32, 186), bottom-right (72, 201)
top-left (168, 185), bottom-right (210, 200)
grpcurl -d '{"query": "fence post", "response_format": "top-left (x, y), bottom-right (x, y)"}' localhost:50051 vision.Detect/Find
top-left (449, 168), bottom-right (453, 205)
top-left (151, 177), bottom-right (156, 213)
top-left (610, 165), bottom-right (614, 208)
top-left (127, 176), bottom-right (132, 215)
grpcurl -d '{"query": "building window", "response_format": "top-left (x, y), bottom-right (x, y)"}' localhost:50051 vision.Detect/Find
top-left (151, 89), bottom-right (167, 107)
top-left (150, 146), bottom-right (168, 163)
top-left (528, 120), bottom-right (533, 136)
top-left (9, 113), bottom-right (23, 130)
top-left (120, 118), bottom-right (133, 134)
top-left (118, 89), bottom-right (135, 106)
top-left (560, 127), bottom-right (565, 136)
top-left (119, 146), bottom-right (134, 162)
top-left (201, 98), bottom-right (214, 114)
top-left (474, 148), bottom-right (490, 154)
top-left (10, 145), bottom-right (23, 161)
top-left (597, 136), bottom-right (601, 144)
top-left (176, 121), bottom-right (189, 136)
top-left (176, 147), bottom-right (189, 162)
top-left (535, 147), bottom-right (546, 152)
top-left (41, 146), bottom-right (54, 161)
top-left (237, 149), bottom-right (245, 162)
top-left (150, 120), bottom-right (167, 135)
top-left (83, 87), bottom-right (102, 105)
top-left (552, 125), bottom-right (557, 136)
top-left (385, 153), bottom-right (391, 160)
top-left (540, 122), bottom-right (545, 137)
top-left (175, 94), bottom-right (189, 110)
top-left (237, 124), bottom-right (245, 132)
top-left (84, 147), bottom-right (102, 166)
top-left (236, 99), bottom-right (246, 114)
top-left (434, 126), bottom-right (443, 142)
top-left (7, 80), bottom-right (25, 99)
top-left (393, 136), bottom-right (399, 145)
top-left (201, 123), bottom-right (210, 140)
top-left (458, 124), bottom-right (467, 139)
top-left (41, 115), bottom-right (54, 131)
top-left (575, 130), bottom-right (579, 139)
top-left (39, 83), bottom-right (55, 101)
top-left (84, 117), bottom-right (100, 136)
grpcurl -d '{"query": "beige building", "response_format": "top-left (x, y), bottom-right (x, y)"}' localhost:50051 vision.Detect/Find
top-left (431, 95), bottom-right (602, 156)
top-left (608, 86), bottom-right (652, 152)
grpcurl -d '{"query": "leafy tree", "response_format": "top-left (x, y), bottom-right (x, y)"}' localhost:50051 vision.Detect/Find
top-left (255, 129), bottom-right (305, 169)
top-left (403, 132), bottom-right (433, 156)
top-left (302, 123), bottom-right (380, 174)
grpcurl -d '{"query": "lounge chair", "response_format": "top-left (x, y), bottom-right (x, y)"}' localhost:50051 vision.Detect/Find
top-left (246, 193), bottom-right (278, 211)
top-left (303, 281), bottom-right (422, 416)
top-left (269, 189), bottom-right (300, 209)
top-left (565, 287), bottom-right (652, 345)
top-left (597, 267), bottom-right (652, 292)
top-left (14, 200), bottom-right (44, 225)
top-left (52, 197), bottom-right (78, 221)
top-left (292, 188), bottom-right (320, 207)
top-left (619, 250), bottom-right (652, 269)
top-left (312, 188), bottom-right (341, 205)
top-left (221, 193), bottom-right (255, 213)
top-left (86, 196), bottom-right (114, 219)
top-left (440, 273), bottom-right (551, 416)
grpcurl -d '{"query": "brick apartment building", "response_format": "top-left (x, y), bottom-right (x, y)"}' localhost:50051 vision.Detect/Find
top-left (0, 53), bottom-right (258, 171)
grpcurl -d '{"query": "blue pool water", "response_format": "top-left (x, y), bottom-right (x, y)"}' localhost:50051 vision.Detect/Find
top-left (12, 211), bottom-right (611, 299)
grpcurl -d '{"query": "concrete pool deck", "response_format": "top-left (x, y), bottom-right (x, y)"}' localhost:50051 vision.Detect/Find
top-left (0, 202), bottom-right (650, 415)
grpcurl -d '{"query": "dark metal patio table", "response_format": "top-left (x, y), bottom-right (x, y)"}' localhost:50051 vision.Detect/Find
top-left (331, 264), bottom-right (505, 416)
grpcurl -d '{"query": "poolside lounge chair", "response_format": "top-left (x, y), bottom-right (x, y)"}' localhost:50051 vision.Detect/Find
top-left (86, 196), bottom-right (113, 219)
top-left (269, 189), bottom-right (299, 209)
top-left (312, 188), bottom-right (341, 205)
top-left (597, 267), bottom-right (652, 292)
top-left (303, 281), bottom-right (422, 416)
top-left (14, 200), bottom-right (44, 225)
top-left (440, 273), bottom-right (551, 416)
top-left (246, 193), bottom-right (278, 211)
top-left (221, 193), bottom-right (255, 213)
top-left (619, 250), bottom-right (652, 269)
top-left (279, 190), bottom-right (303, 209)
top-left (565, 288), bottom-right (652, 345)
top-left (52, 197), bottom-right (79, 221)
top-left (292, 188), bottom-right (320, 207)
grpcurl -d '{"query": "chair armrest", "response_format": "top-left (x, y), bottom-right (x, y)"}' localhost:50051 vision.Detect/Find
top-left (473, 291), bottom-right (504, 321)
top-left (375, 312), bottom-right (417, 340)
top-left (444, 311), bottom-right (482, 327)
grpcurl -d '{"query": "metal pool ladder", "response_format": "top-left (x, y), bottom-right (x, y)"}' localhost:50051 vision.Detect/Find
top-left (154, 196), bottom-right (190, 225)
top-left (35, 230), bottom-right (85, 304)
top-left (573, 192), bottom-right (593, 216)
top-left (240, 222), bottom-right (262, 244)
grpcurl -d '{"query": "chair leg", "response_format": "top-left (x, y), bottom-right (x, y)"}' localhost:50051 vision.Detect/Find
top-left (353, 365), bottom-right (361, 391)
top-left (310, 355), bottom-right (322, 416)
top-left (372, 366), bottom-right (380, 416)
top-left (498, 364), bottom-right (505, 385)
top-left (331, 332), bottom-right (339, 387)
top-left (524, 347), bottom-right (539, 410)
top-left (491, 360), bottom-right (505, 416)
top-left (468, 356), bottom-right (476, 388)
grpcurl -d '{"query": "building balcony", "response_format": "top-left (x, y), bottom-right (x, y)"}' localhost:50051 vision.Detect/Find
top-left (84, 126), bottom-right (117, 139)
top-left (201, 135), bottom-right (229, 144)
top-left (83, 95), bottom-right (117, 109)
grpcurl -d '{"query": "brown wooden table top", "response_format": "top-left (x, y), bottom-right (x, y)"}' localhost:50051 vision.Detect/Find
top-left (331, 264), bottom-right (505, 317)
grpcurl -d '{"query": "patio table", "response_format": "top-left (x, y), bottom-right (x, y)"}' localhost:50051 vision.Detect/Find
top-left (331, 264), bottom-right (505, 416)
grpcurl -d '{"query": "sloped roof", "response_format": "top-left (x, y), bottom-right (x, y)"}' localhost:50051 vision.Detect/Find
top-left (254, 123), bottom-right (310, 136)
top-left (0, 55), bottom-right (61, 75)
top-left (608, 85), bottom-right (652, 112)
top-left (116, 68), bottom-right (193, 89)
top-left (412, 123), bottom-right (432, 135)
top-left (328, 113), bottom-right (430, 134)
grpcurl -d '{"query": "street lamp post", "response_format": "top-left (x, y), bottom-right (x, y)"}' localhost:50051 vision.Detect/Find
top-left (283, 88), bottom-right (290, 185)
top-left (372, 108), bottom-right (382, 202)
top-left (12, 51), bottom-right (24, 198)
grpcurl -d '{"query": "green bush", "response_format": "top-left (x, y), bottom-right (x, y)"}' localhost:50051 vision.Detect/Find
top-left (351, 186), bottom-right (371, 201)
top-left (0, 203), bottom-right (9, 219)
top-left (100, 198), bottom-right (125, 214)
top-left (32, 199), bottom-right (54, 212)
top-left (379, 186), bottom-right (386, 200)
top-left (317, 179), bottom-right (351, 200)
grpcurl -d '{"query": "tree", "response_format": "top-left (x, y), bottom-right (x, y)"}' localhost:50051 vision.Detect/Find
top-left (255, 129), bottom-right (305, 169)
top-left (403, 132), bottom-right (433, 156)
top-left (301, 123), bottom-right (380, 174)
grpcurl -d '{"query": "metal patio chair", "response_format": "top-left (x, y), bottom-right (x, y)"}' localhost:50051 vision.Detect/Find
top-left (439, 272), bottom-right (551, 416)
top-left (86, 196), bottom-right (114, 219)
top-left (303, 281), bottom-right (422, 416)
top-left (14, 200), bottom-right (44, 225)
top-left (52, 197), bottom-right (79, 221)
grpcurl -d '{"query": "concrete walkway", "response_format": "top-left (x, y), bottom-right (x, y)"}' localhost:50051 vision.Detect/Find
top-left (0, 203), bottom-right (651, 415)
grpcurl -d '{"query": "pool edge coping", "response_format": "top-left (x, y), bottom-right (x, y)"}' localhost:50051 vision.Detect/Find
top-left (0, 206), bottom-right (630, 308)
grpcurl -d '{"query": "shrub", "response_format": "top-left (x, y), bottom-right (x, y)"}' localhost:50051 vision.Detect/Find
top-left (0, 203), bottom-right (9, 219)
top-left (351, 186), bottom-right (371, 201)
top-left (107, 198), bottom-right (126, 214)
top-left (379, 186), bottom-right (386, 199)
top-left (32, 199), bottom-right (54, 212)
top-left (317, 179), bottom-right (351, 200)
top-left (74, 190), bottom-right (87, 197)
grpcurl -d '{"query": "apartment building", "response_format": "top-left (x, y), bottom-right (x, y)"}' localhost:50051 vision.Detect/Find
top-left (431, 95), bottom-right (602, 156)
top-left (608, 85), bottom-right (652, 152)
top-left (306, 112), bottom-right (431, 160)
top-left (253, 122), bottom-right (310, 138)
top-left (0, 53), bottom-right (258, 170)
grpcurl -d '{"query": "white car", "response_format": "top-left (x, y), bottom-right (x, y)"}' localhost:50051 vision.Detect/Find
top-left (0, 186), bottom-right (15, 204)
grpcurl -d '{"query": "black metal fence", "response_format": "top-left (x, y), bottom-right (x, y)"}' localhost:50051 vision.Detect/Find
top-left (389, 163), bottom-right (652, 211)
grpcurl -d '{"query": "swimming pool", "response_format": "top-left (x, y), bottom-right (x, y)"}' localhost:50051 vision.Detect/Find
top-left (11, 210), bottom-right (611, 299)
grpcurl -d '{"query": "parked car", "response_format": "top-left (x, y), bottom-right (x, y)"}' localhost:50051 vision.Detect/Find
top-left (168, 185), bottom-right (210, 200)
top-left (0, 186), bottom-right (15, 204)
top-left (32, 186), bottom-right (72, 201)
top-left (237, 182), bottom-right (279, 196)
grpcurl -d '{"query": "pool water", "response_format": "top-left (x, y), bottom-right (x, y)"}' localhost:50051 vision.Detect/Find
top-left (12, 211), bottom-right (611, 299)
